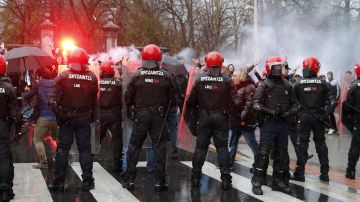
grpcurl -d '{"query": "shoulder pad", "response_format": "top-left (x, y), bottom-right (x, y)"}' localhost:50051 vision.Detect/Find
top-left (0, 76), bottom-right (12, 84)
top-left (263, 79), bottom-right (274, 89)
top-left (351, 79), bottom-right (360, 87)
top-left (283, 79), bottom-right (291, 87)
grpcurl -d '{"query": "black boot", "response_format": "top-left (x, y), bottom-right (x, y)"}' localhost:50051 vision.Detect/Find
top-left (7, 189), bottom-right (14, 200)
top-left (191, 172), bottom-right (201, 188)
top-left (123, 174), bottom-right (135, 191)
top-left (0, 192), bottom-right (10, 202)
top-left (291, 167), bottom-right (305, 182)
top-left (155, 178), bottom-right (168, 192)
top-left (82, 178), bottom-right (95, 191)
top-left (345, 168), bottom-right (356, 179)
top-left (221, 174), bottom-right (232, 190)
top-left (251, 144), bottom-right (271, 195)
top-left (48, 180), bottom-right (65, 192)
top-left (251, 173), bottom-right (263, 195)
top-left (272, 171), bottom-right (291, 194)
top-left (319, 167), bottom-right (329, 182)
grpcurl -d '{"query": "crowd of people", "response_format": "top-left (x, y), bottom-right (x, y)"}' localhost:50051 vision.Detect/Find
top-left (0, 43), bottom-right (359, 200)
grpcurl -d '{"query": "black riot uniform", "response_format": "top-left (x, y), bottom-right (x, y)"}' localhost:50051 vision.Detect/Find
top-left (0, 74), bottom-right (20, 200)
top-left (292, 58), bottom-right (336, 182)
top-left (124, 46), bottom-right (177, 191)
top-left (186, 52), bottom-right (237, 190)
top-left (99, 73), bottom-right (123, 171)
top-left (345, 78), bottom-right (360, 179)
top-left (251, 57), bottom-right (298, 195)
top-left (48, 48), bottom-right (98, 192)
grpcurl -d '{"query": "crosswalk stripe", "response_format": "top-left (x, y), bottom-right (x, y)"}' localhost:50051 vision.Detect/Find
top-left (71, 162), bottom-right (139, 202)
top-left (233, 154), bottom-right (360, 201)
top-left (181, 161), bottom-right (303, 202)
top-left (13, 163), bottom-right (53, 202)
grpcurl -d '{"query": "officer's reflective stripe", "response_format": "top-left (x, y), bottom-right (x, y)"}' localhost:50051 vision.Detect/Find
top-left (13, 163), bottom-right (53, 201)
top-left (140, 70), bottom-right (164, 76)
top-left (71, 162), bottom-right (139, 202)
top-left (100, 80), bottom-right (116, 85)
top-left (300, 79), bottom-right (321, 84)
top-left (181, 161), bottom-right (303, 202)
top-left (69, 74), bottom-right (92, 80)
top-left (232, 154), bottom-right (360, 201)
top-left (200, 76), bottom-right (223, 82)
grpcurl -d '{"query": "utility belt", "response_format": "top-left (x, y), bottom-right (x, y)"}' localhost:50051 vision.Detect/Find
top-left (62, 110), bottom-right (93, 118)
top-left (301, 108), bottom-right (325, 115)
top-left (200, 108), bottom-right (228, 116)
top-left (100, 107), bottom-right (121, 113)
top-left (135, 105), bottom-right (166, 116)
top-left (264, 116), bottom-right (284, 122)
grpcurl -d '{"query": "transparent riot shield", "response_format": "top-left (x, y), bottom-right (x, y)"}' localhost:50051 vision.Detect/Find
top-left (120, 60), bottom-right (141, 156)
top-left (338, 72), bottom-right (355, 153)
top-left (177, 66), bottom-right (203, 152)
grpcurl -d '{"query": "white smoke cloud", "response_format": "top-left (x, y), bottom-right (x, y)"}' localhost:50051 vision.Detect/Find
top-left (89, 45), bottom-right (140, 65)
top-left (224, 0), bottom-right (360, 79)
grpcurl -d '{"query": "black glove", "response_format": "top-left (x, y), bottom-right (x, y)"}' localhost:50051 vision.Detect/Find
top-left (127, 106), bottom-right (135, 121)
top-left (271, 109), bottom-right (281, 118)
top-left (325, 106), bottom-right (334, 116)
top-left (280, 111), bottom-right (291, 119)
top-left (240, 111), bottom-right (247, 120)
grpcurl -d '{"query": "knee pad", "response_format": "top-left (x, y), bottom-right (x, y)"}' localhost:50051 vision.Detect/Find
top-left (258, 144), bottom-right (271, 156)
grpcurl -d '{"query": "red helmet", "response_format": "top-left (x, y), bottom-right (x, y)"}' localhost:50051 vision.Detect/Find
top-left (141, 44), bottom-right (162, 68)
top-left (100, 60), bottom-right (115, 76)
top-left (205, 52), bottom-right (223, 68)
top-left (141, 44), bottom-right (162, 61)
top-left (354, 61), bottom-right (360, 77)
top-left (0, 55), bottom-right (6, 75)
top-left (67, 48), bottom-right (89, 71)
top-left (303, 57), bottom-right (320, 74)
top-left (265, 56), bottom-right (283, 73)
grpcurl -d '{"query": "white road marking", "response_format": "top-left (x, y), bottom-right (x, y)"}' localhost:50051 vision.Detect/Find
top-left (181, 161), bottom-right (303, 202)
top-left (71, 162), bottom-right (139, 202)
top-left (13, 163), bottom-right (53, 202)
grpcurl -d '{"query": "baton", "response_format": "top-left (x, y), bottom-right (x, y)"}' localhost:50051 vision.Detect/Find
top-left (157, 99), bottom-right (173, 147)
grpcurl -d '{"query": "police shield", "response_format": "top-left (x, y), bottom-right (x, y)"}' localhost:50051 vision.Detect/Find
top-left (178, 66), bottom-right (202, 139)
top-left (120, 60), bottom-right (141, 151)
top-left (184, 106), bottom-right (199, 136)
top-left (341, 100), bottom-right (354, 133)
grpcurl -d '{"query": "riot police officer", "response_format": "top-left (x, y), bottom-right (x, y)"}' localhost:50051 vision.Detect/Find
top-left (251, 56), bottom-right (298, 195)
top-left (292, 57), bottom-right (336, 182)
top-left (0, 55), bottom-right (20, 200)
top-left (48, 48), bottom-right (98, 192)
top-left (186, 52), bottom-right (236, 190)
top-left (99, 61), bottom-right (123, 172)
top-left (345, 61), bottom-right (360, 179)
top-left (124, 44), bottom-right (177, 192)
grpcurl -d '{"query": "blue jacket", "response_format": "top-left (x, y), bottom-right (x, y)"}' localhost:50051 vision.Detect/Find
top-left (24, 79), bottom-right (56, 121)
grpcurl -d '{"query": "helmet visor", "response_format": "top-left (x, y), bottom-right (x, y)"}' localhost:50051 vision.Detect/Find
top-left (270, 64), bottom-right (285, 76)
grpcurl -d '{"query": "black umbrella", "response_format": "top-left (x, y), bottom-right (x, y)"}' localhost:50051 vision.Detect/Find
top-left (5, 46), bottom-right (53, 72)
top-left (161, 55), bottom-right (188, 77)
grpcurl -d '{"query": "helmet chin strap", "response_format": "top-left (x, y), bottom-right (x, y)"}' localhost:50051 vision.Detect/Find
top-left (207, 67), bottom-right (221, 76)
